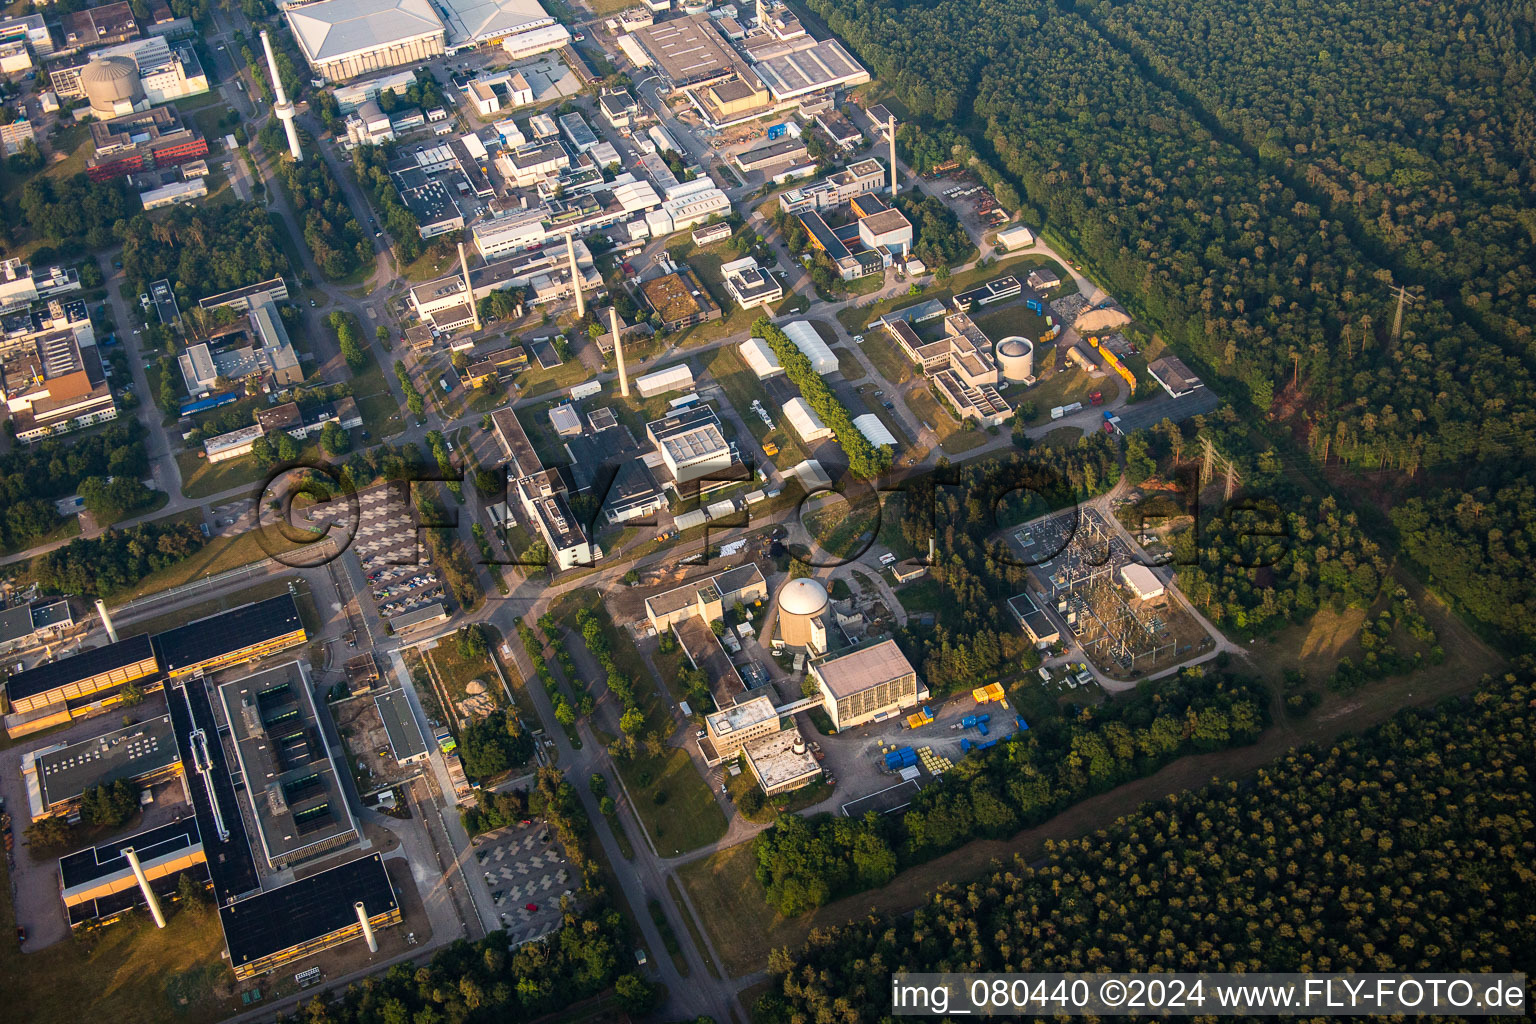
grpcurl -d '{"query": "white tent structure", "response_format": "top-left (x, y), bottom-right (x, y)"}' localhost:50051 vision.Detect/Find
top-left (852, 413), bottom-right (897, 448)
top-left (782, 397), bottom-right (832, 441)
top-left (739, 337), bottom-right (783, 378)
top-left (781, 320), bottom-right (837, 375)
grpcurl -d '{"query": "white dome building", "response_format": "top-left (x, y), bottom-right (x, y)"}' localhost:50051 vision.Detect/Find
top-left (777, 577), bottom-right (829, 652)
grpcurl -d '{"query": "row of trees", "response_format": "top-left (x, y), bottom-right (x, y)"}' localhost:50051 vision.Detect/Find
top-left (260, 121), bottom-right (371, 279)
top-left (351, 144), bottom-right (427, 264)
top-left (755, 317), bottom-right (893, 478)
top-left (32, 519), bottom-right (210, 597)
top-left (753, 667), bottom-right (1266, 915)
top-left (758, 667), bottom-right (1536, 1022)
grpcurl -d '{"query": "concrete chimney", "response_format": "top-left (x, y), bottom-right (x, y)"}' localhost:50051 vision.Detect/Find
top-left (122, 847), bottom-right (166, 929)
top-left (888, 115), bottom-right (897, 198)
top-left (611, 305), bottom-right (628, 397)
top-left (355, 901), bottom-right (378, 952)
top-left (566, 232), bottom-right (585, 318)
top-left (95, 598), bottom-right (118, 643)
top-left (459, 242), bottom-right (480, 331)
top-left (260, 31), bottom-right (303, 162)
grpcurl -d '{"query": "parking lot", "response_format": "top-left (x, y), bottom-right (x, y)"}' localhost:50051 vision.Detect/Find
top-left (471, 822), bottom-right (573, 944)
top-left (305, 484), bottom-right (445, 619)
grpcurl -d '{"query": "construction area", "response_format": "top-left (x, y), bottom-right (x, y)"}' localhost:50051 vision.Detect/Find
top-left (1011, 508), bottom-right (1212, 677)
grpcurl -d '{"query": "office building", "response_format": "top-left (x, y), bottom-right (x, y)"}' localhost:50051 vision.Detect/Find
top-left (0, 329), bottom-right (117, 442)
top-left (644, 561), bottom-right (768, 632)
top-left (86, 105), bottom-right (206, 181)
top-left (721, 256), bottom-right (782, 308)
top-left (60, 2), bottom-right (138, 50)
top-left (777, 157), bottom-right (883, 213)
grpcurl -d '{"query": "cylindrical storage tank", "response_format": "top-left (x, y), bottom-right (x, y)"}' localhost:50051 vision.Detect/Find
top-left (81, 56), bottom-right (143, 120)
top-left (777, 577), bottom-right (829, 649)
top-left (997, 336), bottom-right (1035, 381)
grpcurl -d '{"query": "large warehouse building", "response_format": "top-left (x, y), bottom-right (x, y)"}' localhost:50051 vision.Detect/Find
top-left (285, 0), bottom-right (566, 80)
top-left (2, 594), bottom-right (308, 738)
top-left (811, 639), bottom-right (921, 731)
top-left (286, 0), bottom-right (446, 82)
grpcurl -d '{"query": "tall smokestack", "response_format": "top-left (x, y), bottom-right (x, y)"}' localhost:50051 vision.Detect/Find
top-left (888, 115), bottom-right (897, 198)
top-left (355, 901), bottom-right (378, 952)
top-left (566, 232), bottom-right (585, 318)
top-left (610, 306), bottom-right (628, 397)
top-left (95, 598), bottom-right (118, 643)
top-left (459, 242), bottom-right (480, 331)
top-left (260, 31), bottom-right (302, 162)
top-left (122, 847), bottom-right (166, 929)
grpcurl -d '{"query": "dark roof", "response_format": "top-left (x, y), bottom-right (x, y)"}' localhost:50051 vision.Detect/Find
top-left (5, 633), bottom-right (155, 704)
top-left (58, 816), bottom-right (201, 891)
top-left (219, 854), bottom-right (397, 970)
top-left (166, 676), bottom-right (260, 902)
top-left (151, 594), bottom-right (302, 673)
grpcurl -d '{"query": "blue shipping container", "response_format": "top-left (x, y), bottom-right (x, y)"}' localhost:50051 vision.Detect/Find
top-left (977, 721), bottom-right (990, 736)
top-left (1016, 716), bottom-right (1029, 731)
top-left (960, 738), bottom-right (973, 753)
top-left (180, 392), bottom-right (237, 416)
top-left (961, 715), bottom-right (978, 728)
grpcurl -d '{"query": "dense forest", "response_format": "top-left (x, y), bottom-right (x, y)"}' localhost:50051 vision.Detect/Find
top-left (757, 667), bottom-right (1536, 1023)
top-left (32, 518), bottom-right (210, 597)
top-left (753, 667), bottom-right (1265, 914)
top-left (0, 423), bottom-right (147, 551)
top-left (261, 122), bottom-right (372, 279)
top-left (808, 0), bottom-right (1536, 648)
top-left (119, 204), bottom-right (289, 308)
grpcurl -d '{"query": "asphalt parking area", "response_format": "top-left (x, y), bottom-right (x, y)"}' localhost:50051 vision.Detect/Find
top-left (473, 823), bottom-right (572, 943)
top-left (306, 484), bottom-right (444, 617)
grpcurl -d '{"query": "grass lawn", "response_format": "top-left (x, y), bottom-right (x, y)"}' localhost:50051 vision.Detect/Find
top-left (802, 491), bottom-right (880, 561)
top-left (972, 300), bottom-right (1053, 344)
top-left (834, 346), bottom-right (866, 381)
top-left (702, 346), bottom-right (809, 466)
top-left (425, 634), bottom-right (500, 709)
top-left (906, 385), bottom-right (989, 454)
top-left (174, 450), bottom-right (270, 499)
top-left (0, 853), bottom-right (240, 1024)
top-left (859, 331), bottom-right (917, 385)
top-left (549, 589), bottom-right (670, 730)
top-left (1020, 362), bottom-right (1120, 426)
top-left (1040, 425), bottom-right (1084, 448)
top-left (349, 347), bottom-right (405, 438)
top-left (892, 576), bottom-right (944, 615)
top-left (667, 876), bottom-right (721, 979)
top-left (614, 745), bottom-right (727, 856)
top-left (107, 520), bottom-right (317, 604)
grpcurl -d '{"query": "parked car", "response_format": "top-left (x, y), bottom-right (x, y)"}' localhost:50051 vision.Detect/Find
top-left (524, 903), bottom-right (539, 912)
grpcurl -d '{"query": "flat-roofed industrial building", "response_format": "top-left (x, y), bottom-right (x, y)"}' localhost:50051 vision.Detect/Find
top-left (3, 633), bottom-right (160, 735)
top-left (645, 562), bottom-right (768, 633)
top-left (58, 816), bottom-right (208, 927)
top-left (152, 593), bottom-right (307, 679)
top-left (219, 853), bottom-right (400, 980)
top-left (23, 713), bottom-right (181, 820)
top-left (217, 662), bottom-right (360, 870)
top-left (811, 639), bottom-right (920, 731)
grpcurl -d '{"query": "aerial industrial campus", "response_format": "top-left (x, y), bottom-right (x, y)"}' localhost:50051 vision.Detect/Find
top-left (0, 0), bottom-right (1529, 1021)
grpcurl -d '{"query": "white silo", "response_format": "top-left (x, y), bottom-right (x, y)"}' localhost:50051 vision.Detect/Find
top-left (997, 336), bottom-right (1035, 381)
top-left (777, 577), bottom-right (829, 650)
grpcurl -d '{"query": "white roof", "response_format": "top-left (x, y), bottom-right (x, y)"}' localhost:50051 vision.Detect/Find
top-left (779, 577), bottom-right (827, 617)
top-left (436, 0), bottom-right (553, 46)
top-left (852, 413), bottom-right (897, 448)
top-left (782, 320), bottom-right (837, 375)
top-left (782, 396), bottom-right (830, 441)
top-left (288, 0), bottom-right (443, 64)
top-left (738, 336), bottom-right (782, 378)
top-left (1120, 563), bottom-right (1165, 598)
top-left (636, 363), bottom-right (693, 389)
